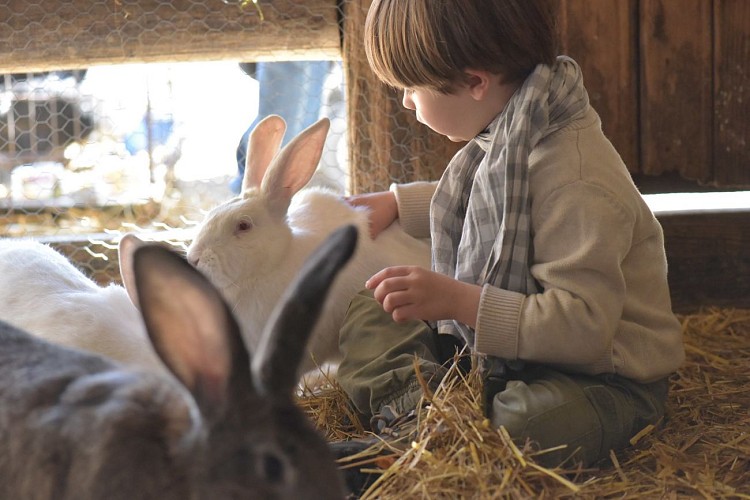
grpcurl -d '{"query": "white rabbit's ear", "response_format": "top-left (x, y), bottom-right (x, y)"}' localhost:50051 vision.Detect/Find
top-left (133, 245), bottom-right (253, 416)
top-left (118, 233), bottom-right (146, 309)
top-left (260, 117), bottom-right (331, 217)
top-left (242, 114), bottom-right (287, 194)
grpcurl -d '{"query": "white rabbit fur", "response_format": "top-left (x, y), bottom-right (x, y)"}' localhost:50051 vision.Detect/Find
top-left (186, 114), bottom-right (431, 377)
top-left (0, 238), bottom-right (166, 374)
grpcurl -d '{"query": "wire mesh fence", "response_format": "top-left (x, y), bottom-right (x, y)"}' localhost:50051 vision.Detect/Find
top-left (1, 1), bottom-right (349, 283)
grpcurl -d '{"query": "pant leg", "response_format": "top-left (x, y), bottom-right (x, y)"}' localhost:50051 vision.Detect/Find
top-left (490, 365), bottom-right (668, 467)
top-left (337, 290), bottom-right (448, 417)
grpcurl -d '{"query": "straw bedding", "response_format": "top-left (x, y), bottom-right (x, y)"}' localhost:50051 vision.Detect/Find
top-left (299, 308), bottom-right (750, 498)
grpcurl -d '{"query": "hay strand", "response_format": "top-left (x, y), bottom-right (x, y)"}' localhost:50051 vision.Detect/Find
top-left (301, 307), bottom-right (750, 498)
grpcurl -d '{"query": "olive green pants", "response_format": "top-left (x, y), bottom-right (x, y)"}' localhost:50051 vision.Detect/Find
top-left (337, 290), bottom-right (669, 467)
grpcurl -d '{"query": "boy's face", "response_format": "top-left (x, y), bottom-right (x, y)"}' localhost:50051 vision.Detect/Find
top-left (402, 87), bottom-right (478, 142)
top-left (401, 71), bottom-right (517, 142)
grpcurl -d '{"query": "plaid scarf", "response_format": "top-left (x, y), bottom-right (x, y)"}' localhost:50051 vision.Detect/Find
top-left (431, 56), bottom-right (590, 348)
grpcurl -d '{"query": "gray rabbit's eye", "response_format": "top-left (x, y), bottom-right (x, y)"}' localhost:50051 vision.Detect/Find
top-left (261, 451), bottom-right (285, 484)
top-left (223, 447), bottom-right (286, 485)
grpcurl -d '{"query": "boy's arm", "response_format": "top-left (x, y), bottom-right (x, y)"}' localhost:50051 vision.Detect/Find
top-left (346, 181), bottom-right (436, 239)
top-left (390, 181), bottom-right (437, 239)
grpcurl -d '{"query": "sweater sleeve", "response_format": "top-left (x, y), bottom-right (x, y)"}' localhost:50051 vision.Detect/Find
top-left (474, 181), bottom-right (634, 374)
top-left (389, 181), bottom-right (437, 239)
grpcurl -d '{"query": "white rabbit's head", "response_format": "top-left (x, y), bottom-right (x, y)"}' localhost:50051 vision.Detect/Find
top-left (187, 115), bottom-right (330, 290)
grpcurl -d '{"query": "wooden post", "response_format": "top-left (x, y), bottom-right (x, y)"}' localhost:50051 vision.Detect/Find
top-left (640, 0), bottom-right (713, 183)
top-left (714, 0), bottom-right (750, 187)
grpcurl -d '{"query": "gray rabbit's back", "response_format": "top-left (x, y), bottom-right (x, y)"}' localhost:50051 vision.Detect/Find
top-left (0, 323), bottom-right (199, 500)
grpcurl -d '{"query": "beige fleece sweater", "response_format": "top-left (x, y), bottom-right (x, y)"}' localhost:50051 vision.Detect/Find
top-left (391, 107), bottom-right (684, 383)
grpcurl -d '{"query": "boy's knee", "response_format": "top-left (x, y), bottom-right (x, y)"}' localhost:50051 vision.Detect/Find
top-left (489, 380), bottom-right (533, 437)
top-left (489, 377), bottom-right (604, 466)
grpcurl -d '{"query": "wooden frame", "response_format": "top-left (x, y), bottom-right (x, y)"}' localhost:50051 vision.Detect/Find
top-left (0, 0), bottom-right (341, 73)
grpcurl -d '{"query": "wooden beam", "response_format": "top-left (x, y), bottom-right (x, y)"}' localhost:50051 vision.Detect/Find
top-left (0, 0), bottom-right (341, 73)
top-left (659, 210), bottom-right (750, 312)
top-left (640, 0), bottom-right (713, 182)
top-left (713, 0), bottom-right (750, 187)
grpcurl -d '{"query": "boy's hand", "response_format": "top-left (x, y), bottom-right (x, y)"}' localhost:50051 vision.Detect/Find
top-left (344, 191), bottom-right (398, 239)
top-left (366, 266), bottom-right (481, 327)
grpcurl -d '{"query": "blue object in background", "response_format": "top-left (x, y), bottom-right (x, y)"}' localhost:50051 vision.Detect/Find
top-left (230, 60), bottom-right (332, 193)
top-left (124, 116), bottom-right (175, 156)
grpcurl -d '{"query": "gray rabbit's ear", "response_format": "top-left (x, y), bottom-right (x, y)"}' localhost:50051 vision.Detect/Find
top-left (260, 117), bottom-right (330, 218)
top-left (242, 114), bottom-right (286, 194)
top-left (118, 233), bottom-right (146, 309)
top-left (133, 245), bottom-right (252, 415)
top-left (252, 225), bottom-right (357, 397)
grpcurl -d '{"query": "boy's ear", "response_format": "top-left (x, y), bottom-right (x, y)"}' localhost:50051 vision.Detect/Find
top-left (464, 69), bottom-right (494, 100)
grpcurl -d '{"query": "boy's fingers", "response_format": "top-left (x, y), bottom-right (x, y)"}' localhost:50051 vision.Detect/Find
top-left (391, 306), bottom-right (418, 323)
top-left (366, 266), bottom-right (410, 288)
top-left (381, 290), bottom-right (412, 313)
top-left (373, 277), bottom-right (405, 304)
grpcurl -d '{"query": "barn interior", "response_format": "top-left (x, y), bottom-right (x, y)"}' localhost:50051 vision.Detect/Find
top-left (1, 1), bottom-right (748, 497)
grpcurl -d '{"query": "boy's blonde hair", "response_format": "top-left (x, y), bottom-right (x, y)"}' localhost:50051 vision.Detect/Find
top-left (364, 0), bottom-right (558, 92)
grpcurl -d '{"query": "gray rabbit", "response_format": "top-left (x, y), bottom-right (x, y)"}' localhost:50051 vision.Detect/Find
top-left (0, 226), bottom-right (356, 499)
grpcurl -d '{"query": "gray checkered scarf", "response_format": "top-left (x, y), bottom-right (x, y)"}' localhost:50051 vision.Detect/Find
top-left (431, 56), bottom-right (589, 347)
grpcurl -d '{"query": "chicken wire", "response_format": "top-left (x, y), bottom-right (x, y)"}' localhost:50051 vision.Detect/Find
top-left (1, 0), bottom-right (348, 283)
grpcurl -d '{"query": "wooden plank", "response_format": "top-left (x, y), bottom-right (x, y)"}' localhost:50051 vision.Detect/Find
top-left (713, 0), bottom-right (750, 187)
top-left (640, 0), bottom-right (713, 182)
top-left (342, 0), bottom-right (461, 193)
top-left (0, 0), bottom-right (341, 73)
top-left (557, 0), bottom-right (640, 173)
top-left (659, 210), bottom-right (750, 312)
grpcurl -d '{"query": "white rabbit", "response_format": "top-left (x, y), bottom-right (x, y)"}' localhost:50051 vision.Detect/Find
top-left (0, 237), bottom-right (165, 373)
top-left (0, 225), bottom-right (355, 499)
top-left (186, 114), bottom-right (431, 377)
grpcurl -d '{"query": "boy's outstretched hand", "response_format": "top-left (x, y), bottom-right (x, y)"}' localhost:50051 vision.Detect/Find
top-left (344, 191), bottom-right (398, 239)
top-left (367, 266), bottom-right (481, 327)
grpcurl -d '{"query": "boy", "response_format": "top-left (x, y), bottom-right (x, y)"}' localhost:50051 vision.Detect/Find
top-left (336, 0), bottom-right (684, 470)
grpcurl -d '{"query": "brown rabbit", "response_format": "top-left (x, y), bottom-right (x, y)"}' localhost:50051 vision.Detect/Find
top-left (0, 226), bottom-right (357, 499)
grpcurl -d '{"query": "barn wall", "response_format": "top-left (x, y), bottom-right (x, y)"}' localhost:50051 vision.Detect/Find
top-left (341, 0), bottom-right (750, 310)
top-left (559, 0), bottom-right (750, 188)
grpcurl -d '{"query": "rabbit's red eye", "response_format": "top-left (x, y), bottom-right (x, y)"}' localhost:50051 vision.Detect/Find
top-left (236, 219), bottom-right (253, 233)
